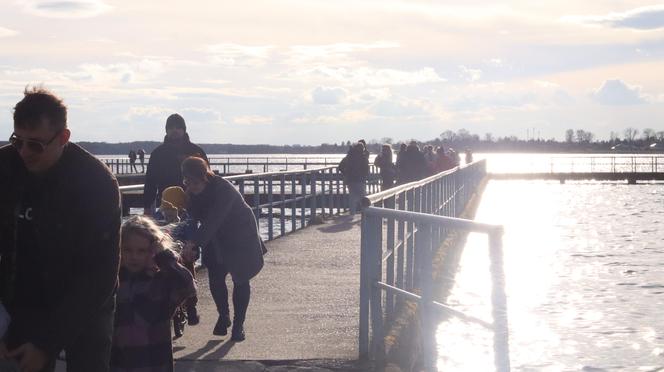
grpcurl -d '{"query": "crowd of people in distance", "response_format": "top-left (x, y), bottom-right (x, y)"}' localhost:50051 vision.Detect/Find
top-left (338, 139), bottom-right (472, 214)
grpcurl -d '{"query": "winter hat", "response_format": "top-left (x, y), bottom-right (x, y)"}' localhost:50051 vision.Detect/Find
top-left (161, 186), bottom-right (187, 211)
top-left (165, 113), bottom-right (186, 131)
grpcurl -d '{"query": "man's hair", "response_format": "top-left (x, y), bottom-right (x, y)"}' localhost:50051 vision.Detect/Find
top-left (181, 156), bottom-right (214, 181)
top-left (13, 86), bottom-right (67, 131)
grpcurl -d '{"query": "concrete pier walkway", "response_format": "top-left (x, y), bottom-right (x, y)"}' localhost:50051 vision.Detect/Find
top-left (171, 213), bottom-right (363, 369)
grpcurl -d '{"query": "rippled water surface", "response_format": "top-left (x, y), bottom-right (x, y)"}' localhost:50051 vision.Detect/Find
top-left (436, 181), bottom-right (664, 371)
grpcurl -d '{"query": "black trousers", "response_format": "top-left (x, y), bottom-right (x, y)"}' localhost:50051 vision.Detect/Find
top-left (7, 303), bottom-right (114, 372)
top-left (207, 263), bottom-right (250, 325)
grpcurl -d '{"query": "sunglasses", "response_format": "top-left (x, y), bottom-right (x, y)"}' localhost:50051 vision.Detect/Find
top-left (9, 131), bottom-right (61, 154)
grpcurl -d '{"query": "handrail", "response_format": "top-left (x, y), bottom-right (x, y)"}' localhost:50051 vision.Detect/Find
top-left (119, 165), bottom-right (383, 241)
top-left (358, 161), bottom-right (501, 370)
top-left (361, 206), bottom-right (509, 371)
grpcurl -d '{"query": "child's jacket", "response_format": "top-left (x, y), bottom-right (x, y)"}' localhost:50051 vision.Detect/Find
top-left (111, 249), bottom-right (196, 372)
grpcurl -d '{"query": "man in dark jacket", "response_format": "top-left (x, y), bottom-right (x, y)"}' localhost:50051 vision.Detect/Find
top-left (143, 113), bottom-right (208, 215)
top-left (396, 141), bottom-right (429, 184)
top-left (0, 87), bottom-right (121, 371)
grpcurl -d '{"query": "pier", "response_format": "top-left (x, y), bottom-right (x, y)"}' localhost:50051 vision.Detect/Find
top-left (111, 161), bottom-right (491, 371)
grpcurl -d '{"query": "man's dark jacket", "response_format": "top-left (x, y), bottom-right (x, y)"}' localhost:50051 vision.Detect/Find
top-left (143, 133), bottom-right (208, 210)
top-left (0, 143), bottom-right (121, 358)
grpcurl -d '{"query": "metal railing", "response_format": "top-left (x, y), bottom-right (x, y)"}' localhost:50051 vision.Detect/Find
top-left (360, 208), bottom-right (509, 371)
top-left (546, 156), bottom-right (664, 173)
top-left (359, 160), bottom-right (510, 370)
top-left (104, 155), bottom-right (349, 175)
top-left (119, 165), bottom-right (382, 241)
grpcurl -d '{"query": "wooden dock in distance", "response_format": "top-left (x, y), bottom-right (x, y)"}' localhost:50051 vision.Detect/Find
top-left (490, 172), bottom-right (664, 184)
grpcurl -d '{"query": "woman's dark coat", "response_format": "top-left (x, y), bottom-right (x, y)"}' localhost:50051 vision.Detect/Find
top-left (188, 176), bottom-right (263, 283)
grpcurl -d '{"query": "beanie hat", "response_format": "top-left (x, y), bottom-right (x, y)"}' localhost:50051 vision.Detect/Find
top-left (165, 113), bottom-right (186, 131)
top-left (161, 186), bottom-right (187, 211)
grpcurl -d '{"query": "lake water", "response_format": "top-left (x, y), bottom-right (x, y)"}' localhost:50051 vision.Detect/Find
top-left (436, 180), bottom-right (664, 371)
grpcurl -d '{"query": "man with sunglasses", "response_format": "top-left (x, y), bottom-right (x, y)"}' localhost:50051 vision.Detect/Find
top-left (0, 87), bottom-right (121, 372)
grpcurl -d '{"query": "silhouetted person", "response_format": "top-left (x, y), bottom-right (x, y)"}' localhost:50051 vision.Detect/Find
top-left (128, 149), bottom-right (138, 173)
top-left (432, 146), bottom-right (454, 173)
top-left (396, 141), bottom-right (428, 184)
top-left (0, 87), bottom-right (120, 372)
top-left (143, 113), bottom-right (208, 215)
top-left (137, 148), bottom-right (146, 172)
top-left (465, 148), bottom-right (473, 164)
top-left (374, 144), bottom-right (396, 190)
top-left (339, 142), bottom-right (370, 214)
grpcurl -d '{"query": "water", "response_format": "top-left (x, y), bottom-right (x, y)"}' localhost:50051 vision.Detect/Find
top-left (436, 181), bottom-right (664, 371)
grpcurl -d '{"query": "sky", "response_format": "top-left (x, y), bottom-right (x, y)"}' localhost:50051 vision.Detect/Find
top-left (1, 0), bottom-right (664, 145)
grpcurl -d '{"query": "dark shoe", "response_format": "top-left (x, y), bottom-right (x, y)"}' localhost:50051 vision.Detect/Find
top-left (187, 306), bottom-right (200, 326)
top-left (230, 324), bottom-right (245, 342)
top-left (213, 316), bottom-right (231, 336)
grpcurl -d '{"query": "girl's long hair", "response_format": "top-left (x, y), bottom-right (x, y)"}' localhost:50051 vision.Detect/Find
top-left (121, 215), bottom-right (176, 254)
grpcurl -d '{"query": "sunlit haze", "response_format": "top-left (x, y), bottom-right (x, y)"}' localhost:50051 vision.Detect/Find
top-left (2, 1), bottom-right (664, 144)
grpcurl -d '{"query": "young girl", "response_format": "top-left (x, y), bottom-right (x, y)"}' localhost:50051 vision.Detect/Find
top-left (111, 216), bottom-right (196, 372)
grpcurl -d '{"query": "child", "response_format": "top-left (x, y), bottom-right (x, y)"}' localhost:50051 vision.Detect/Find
top-left (111, 216), bottom-right (196, 372)
top-left (157, 186), bottom-right (200, 326)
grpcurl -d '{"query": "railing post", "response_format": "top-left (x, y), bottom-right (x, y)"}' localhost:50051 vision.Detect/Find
top-left (418, 223), bottom-right (436, 371)
top-left (291, 176), bottom-right (297, 232)
top-left (369, 215), bottom-right (385, 367)
top-left (253, 178), bottom-right (260, 223)
top-left (300, 173), bottom-right (306, 228)
top-left (310, 172), bottom-right (317, 223)
top-left (359, 214), bottom-right (371, 359)
top-left (489, 228), bottom-right (511, 372)
top-left (280, 174), bottom-right (286, 237)
top-left (267, 176), bottom-right (274, 240)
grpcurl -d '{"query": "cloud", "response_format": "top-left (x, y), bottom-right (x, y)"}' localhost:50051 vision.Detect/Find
top-left (311, 86), bottom-right (347, 105)
top-left (460, 65), bottom-right (482, 82)
top-left (287, 66), bottom-right (444, 87)
top-left (0, 27), bottom-right (18, 38)
top-left (285, 41), bottom-right (399, 65)
top-left (205, 43), bottom-right (274, 67)
top-left (125, 106), bottom-right (172, 121)
top-left (562, 5), bottom-right (664, 30)
top-left (20, 0), bottom-right (112, 18)
top-left (591, 79), bottom-right (646, 105)
top-left (233, 115), bottom-right (273, 125)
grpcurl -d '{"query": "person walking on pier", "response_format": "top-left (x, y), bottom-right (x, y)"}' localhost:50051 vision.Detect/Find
top-left (137, 148), bottom-right (146, 172)
top-left (396, 141), bottom-right (428, 184)
top-left (143, 113), bottom-right (208, 215)
top-left (128, 149), bottom-right (138, 173)
top-left (339, 142), bottom-right (370, 214)
top-left (180, 157), bottom-right (265, 342)
top-left (0, 87), bottom-right (121, 372)
top-left (373, 144), bottom-right (396, 190)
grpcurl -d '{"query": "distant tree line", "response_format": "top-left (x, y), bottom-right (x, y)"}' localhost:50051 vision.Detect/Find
top-left (2, 126), bottom-right (664, 155)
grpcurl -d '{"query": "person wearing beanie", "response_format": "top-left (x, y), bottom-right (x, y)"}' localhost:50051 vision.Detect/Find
top-left (143, 113), bottom-right (208, 215)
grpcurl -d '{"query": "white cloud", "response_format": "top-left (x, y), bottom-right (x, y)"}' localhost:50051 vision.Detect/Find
top-left (285, 41), bottom-right (399, 65)
top-left (460, 65), bottom-right (482, 82)
top-left (233, 115), bottom-right (273, 125)
top-left (562, 5), bottom-right (664, 30)
top-left (0, 27), bottom-right (18, 38)
top-left (19, 0), bottom-right (112, 19)
top-left (591, 79), bottom-right (646, 105)
top-left (205, 44), bottom-right (274, 67)
top-left (311, 86), bottom-right (347, 105)
top-left (287, 66), bottom-right (444, 87)
top-left (125, 105), bottom-right (172, 121)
